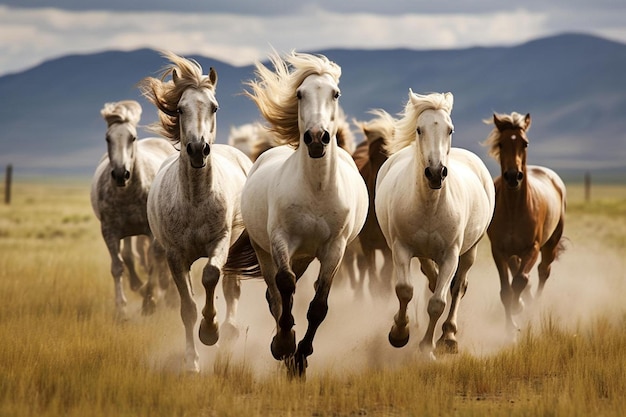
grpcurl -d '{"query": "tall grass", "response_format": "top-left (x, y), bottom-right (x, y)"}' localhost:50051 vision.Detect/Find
top-left (0, 180), bottom-right (625, 416)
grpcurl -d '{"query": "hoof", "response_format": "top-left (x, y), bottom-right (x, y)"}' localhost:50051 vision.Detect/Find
top-left (285, 354), bottom-right (307, 380)
top-left (183, 358), bottom-right (200, 374)
top-left (130, 280), bottom-right (145, 293)
top-left (220, 322), bottom-right (240, 345)
top-left (271, 329), bottom-right (296, 360)
top-left (142, 297), bottom-right (156, 316)
top-left (436, 337), bottom-right (459, 354)
top-left (388, 324), bottom-right (409, 348)
top-left (199, 318), bottom-right (219, 346)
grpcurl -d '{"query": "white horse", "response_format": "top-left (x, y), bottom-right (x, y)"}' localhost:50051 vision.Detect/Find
top-left (90, 100), bottom-right (176, 319)
top-left (242, 51), bottom-right (368, 377)
top-left (375, 91), bottom-right (495, 358)
top-left (139, 52), bottom-right (259, 373)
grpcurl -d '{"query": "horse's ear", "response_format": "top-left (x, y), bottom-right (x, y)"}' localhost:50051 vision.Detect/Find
top-left (444, 92), bottom-right (454, 109)
top-left (524, 113), bottom-right (531, 131)
top-left (209, 67), bottom-right (218, 87)
top-left (493, 113), bottom-right (506, 131)
top-left (172, 68), bottom-right (179, 84)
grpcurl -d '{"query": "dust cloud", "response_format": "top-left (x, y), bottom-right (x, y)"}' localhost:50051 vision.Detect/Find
top-left (150, 232), bottom-right (625, 378)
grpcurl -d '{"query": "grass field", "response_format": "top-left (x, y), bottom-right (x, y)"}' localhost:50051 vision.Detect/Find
top-left (0, 179), bottom-right (625, 416)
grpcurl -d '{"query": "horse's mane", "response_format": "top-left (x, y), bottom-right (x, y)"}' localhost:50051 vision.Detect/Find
top-left (244, 51), bottom-right (342, 148)
top-left (101, 100), bottom-right (142, 127)
top-left (481, 111), bottom-right (530, 161)
top-left (355, 109), bottom-right (395, 147)
top-left (335, 106), bottom-right (356, 153)
top-left (386, 91), bottom-right (453, 155)
top-left (139, 51), bottom-right (216, 145)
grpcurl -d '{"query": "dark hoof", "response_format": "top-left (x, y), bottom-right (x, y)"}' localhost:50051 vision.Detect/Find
top-left (271, 329), bottom-right (296, 360)
top-left (436, 337), bottom-right (459, 354)
top-left (141, 297), bottom-right (156, 316)
top-left (199, 318), bottom-right (219, 346)
top-left (388, 325), bottom-right (409, 348)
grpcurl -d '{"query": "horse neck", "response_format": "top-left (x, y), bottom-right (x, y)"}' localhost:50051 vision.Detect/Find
top-left (297, 141), bottom-right (339, 192)
top-left (178, 152), bottom-right (214, 200)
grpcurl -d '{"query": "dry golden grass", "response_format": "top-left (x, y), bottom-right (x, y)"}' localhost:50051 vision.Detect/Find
top-left (0, 179), bottom-right (625, 416)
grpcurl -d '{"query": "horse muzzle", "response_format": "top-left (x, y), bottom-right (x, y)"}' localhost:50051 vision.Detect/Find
top-left (303, 129), bottom-right (331, 159)
top-left (424, 165), bottom-right (448, 190)
top-left (503, 170), bottom-right (524, 189)
top-left (111, 168), bottom-right (130, 187)
top-left (186, 141), bottom-right (210, 169)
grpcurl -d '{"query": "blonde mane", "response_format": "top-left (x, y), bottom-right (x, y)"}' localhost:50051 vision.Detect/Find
top-left (355, 109), bottom-right (395, 147)
top-left (101, 100), bottom-right (142, 127)
top-left (386, 91), bottom-right (453, 155)
top-left (481, 111), bottom-right (530, 161)
top-left (244, 51), bottom-right (342, 147)
top-left (139, 51), bottom-right (216, 144)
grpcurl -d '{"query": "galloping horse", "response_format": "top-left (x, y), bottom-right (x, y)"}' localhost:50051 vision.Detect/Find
top-left (483, 112), bottom-right (566, 337)
top-left (349, 110), bottom-right (395, 297)
top-left (242, 52), bottom-right (368, 377)
top-left (375, 91), bottom-right (495, 358)
top-left (90, 100), bottom-right (176, 319)
top-left (139, 52), bottom-right (259, 372)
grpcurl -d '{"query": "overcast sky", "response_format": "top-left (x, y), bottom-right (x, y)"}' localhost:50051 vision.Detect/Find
top-left (1, 1), bottom-right (625, 76)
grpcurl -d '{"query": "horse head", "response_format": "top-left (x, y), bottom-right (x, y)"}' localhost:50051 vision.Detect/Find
top-left (101, 101), bottom-right (142, 187)
top-left (410, 91), bottom-right (454, 190)
top-left (493, 112), bottom-right (531, 190)
top-left (297, 73), bottom-right (341, 159)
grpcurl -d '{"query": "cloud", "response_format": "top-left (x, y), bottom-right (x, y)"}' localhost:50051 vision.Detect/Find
top-left (0, 5), bottom-right (624, 76)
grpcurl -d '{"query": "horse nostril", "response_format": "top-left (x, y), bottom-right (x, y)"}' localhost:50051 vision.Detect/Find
top-left (441, 166), bottom-right (448, 178)
top-left (303, 130), bottom-right (313, 145)
top-left (424, 168), bottom-right (433, 179)
top-left (124, 170), bottom-right (130, 180)
top-left (111, 170), bottom-right (116, 180)
top-left (202, 143), bottom-right (210, 156)
top-left (321, 131), bottom-right (331, 145)
top-left (517, 171), bottom-right (524, 181)
top-left (186, 143), bottom-right (193, 156)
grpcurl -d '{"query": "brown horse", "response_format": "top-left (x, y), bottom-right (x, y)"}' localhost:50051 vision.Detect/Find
top-left (483, 112), bottom-right (566, 337)
top-left (345, 110), bottom-right (395, 298)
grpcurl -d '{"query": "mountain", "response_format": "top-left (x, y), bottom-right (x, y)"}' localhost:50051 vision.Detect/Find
top-left (0, 33), bottom-right (625, 179)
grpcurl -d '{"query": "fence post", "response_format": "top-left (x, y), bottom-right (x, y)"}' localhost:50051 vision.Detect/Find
top-left (4, 164), bottom-right (12, 205)
top-left (584, 171), bottom-right (591, 203)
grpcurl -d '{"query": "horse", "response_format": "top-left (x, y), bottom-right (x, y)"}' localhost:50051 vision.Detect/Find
top-left (482, 112), bottom-right (566, 337)
top-left (241, 51), bottom-right (368, 377)
top-left (345, 109), bottom-right (396, 298)
top-left (375, 90), bottom-right (495, 359)
top-left (90, 100), bottom-right (176, 319)
top-left (139, 51), bottom-right (260, 373)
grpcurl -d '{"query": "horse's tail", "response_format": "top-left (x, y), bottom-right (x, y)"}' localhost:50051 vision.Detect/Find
top-left (223, 229), bottom-right (262, 278)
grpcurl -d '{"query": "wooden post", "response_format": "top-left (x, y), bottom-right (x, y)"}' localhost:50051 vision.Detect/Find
top-left (584, 171), bottom-right (591, 203)
top-left (4, 164), bottom-right (12, 205)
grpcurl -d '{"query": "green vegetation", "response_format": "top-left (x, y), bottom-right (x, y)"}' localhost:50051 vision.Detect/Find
top-left (0, 180), bottom-right (625, 416)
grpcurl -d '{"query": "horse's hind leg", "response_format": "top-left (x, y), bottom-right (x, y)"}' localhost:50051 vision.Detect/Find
top-left (437, 245), bottom-right (476, 354)
top-left (121, 236), bottom-right (144, 292)
top-left (537, 219), bottom-right (564, 298)
top-left (220, 273), bottom-right (241, 344)
top-left (388, 243), bottom-right (413, 348)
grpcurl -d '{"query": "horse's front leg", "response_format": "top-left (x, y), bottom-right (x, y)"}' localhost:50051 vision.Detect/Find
top-left (198, 235), bottom-right (231, 347)
top-left (511, 243), bottom-right (540, 314)
top-left (291, 239), bottom-right (346, 378)
top-left (491, 246), bottom-right (517, 337)
top-left (437, 244), bottom-right (477, 353)
top-left (388, 242), bottom-right (413, 348)
top-left (167, 253), bottom-right (199, 372)
top-left (419, 251), bottom-right (460, 359)
top-left (102, 229), bottom-right (128, 320)
top-left (269, 233), bottom-right (297, 360)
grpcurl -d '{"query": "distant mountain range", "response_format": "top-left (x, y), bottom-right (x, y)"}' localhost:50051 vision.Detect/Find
top-left (1, 33), bottom-right (625, 180)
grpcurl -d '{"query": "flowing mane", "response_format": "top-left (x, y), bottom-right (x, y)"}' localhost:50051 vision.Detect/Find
top-left (139, 51), bottom-right (216, 145)
top-left (482, 112), bottom-right (530, 162)
top-left (244, 51), bottom-right (342, 147)
top-left (355, 109), bottom-right (395, 146)
top-left (101, 100), bottom-right (142, 127)
top-left (386, 91), bottom-right (453, 155)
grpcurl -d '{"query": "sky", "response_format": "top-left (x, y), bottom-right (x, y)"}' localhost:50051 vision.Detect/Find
top-left (1, 1), bottom-right (625, 76)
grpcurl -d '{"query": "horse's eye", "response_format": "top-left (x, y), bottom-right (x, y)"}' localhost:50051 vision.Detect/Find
top-left (334, 91), bottom-right (340, 100)
top-left (105, 135), bottom-right (110, 143)
top-left (177, 107), bottom-right (183, 115)
top-left (416, 127), bottom-right (421, 135)
top-left (131, 136), bottom-right (137, 142)
top-left (296, 90), bottom-right (302, 100)
top-left (212, 105), bottom-right (219, 114)
top-left (523, 142), bottom-right (528, 148)
top-left (449, 128), bottom-right (454, 135)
